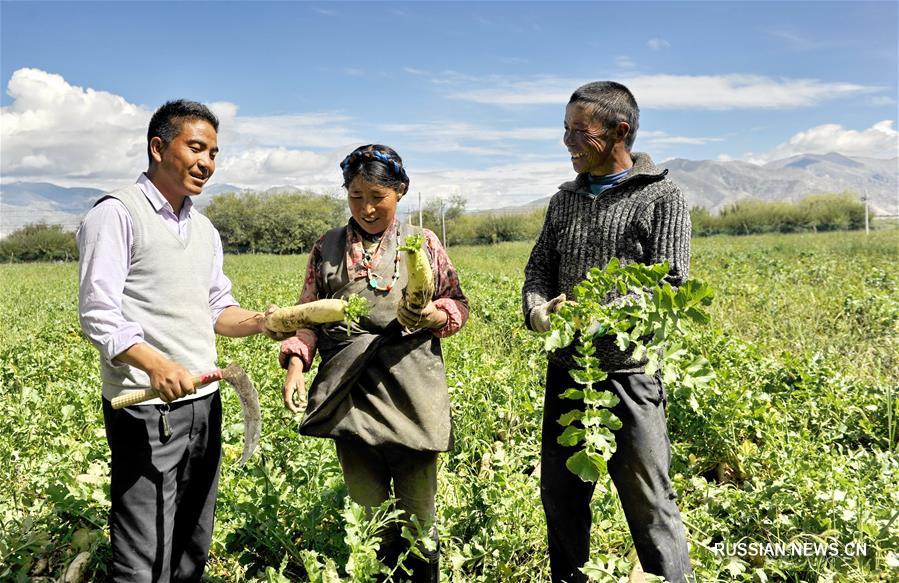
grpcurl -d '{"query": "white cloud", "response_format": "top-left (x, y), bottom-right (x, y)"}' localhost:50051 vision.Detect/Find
top-left (228, 113), bottom-right (361, 149)
top-left (647, 38), bottom-right (671, 50)
top-left (0, 68), bottom-right (361, 190)
top-left (867, 95), bottom-right (897, 107)
top-left (371, 122), bottom-right (560, 159)
top-left (213, 147), bottom-right (345, 191)
top-left (449, 73), bottom-right (877, 109)
top-left (640, 130), bottom-right (724, 146)
top-left (496, 56), bottom-right (529, 65)
top-left (1, 68), bottom-right (149, 186)
top-left (630, 74), bottom-right (873, 109)
top-left (449, 76), bottom-right (572, 105)
top-left (746, 120), bottom-right (899, 163)
top-left (766, 29), bottom-right (830, 51)
top-left (398, 159), bottom-right (571, 212)
top-left (615, 56), bottom-right (637, 69)
top-left (379, 122), bottom-right (558, 142)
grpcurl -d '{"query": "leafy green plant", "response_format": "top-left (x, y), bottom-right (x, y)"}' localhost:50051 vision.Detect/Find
top-left (2, 231), bottom-right (898, 581)
top-left (0, 222), bottom-right (78, 262)
top-left (544, 259), bottom-right (715, 482)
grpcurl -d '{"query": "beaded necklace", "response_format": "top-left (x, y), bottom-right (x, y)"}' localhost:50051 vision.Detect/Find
top-left (360, 222), bottom-right (401, 292)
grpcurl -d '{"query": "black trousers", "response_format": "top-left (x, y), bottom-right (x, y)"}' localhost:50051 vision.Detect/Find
top-left (102, 392), bottom-right (222, 583)
top-left (334, 440), bottom-right (440, 582)
top-left (541, 363), bottom-right (692, 583)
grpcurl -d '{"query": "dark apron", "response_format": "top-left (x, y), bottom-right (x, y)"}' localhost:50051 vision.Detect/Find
top-left (299, 223), bottom-right (453, 452)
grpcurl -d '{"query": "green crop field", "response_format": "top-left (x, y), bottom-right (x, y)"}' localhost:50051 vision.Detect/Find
top-left (1, 230), bottom-right (897, 582)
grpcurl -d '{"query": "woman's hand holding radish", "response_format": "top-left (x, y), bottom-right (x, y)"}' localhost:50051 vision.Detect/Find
top-left (397, 300), bottom-right (447, 330)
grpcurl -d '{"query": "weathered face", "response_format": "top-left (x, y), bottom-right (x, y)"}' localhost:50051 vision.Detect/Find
top-left (563, 102), bottom-right (613, 176)
top-left (150, 118), bottom-right (218, 198)
top-left (347, 175), bottom-right (401, 235)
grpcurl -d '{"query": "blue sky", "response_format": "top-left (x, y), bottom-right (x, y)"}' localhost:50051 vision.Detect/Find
top-left (2, 0), bottom-right (897, 210)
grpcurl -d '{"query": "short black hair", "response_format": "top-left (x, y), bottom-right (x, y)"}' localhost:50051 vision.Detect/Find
top-left (340, 144), bottom-right (410, 196)
top-left (147, 100), bottom-right (219, 163)
top-left (569, 82), bottom-right (640, 150)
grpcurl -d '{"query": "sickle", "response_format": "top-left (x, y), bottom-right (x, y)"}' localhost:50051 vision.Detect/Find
top-left (109, 362), bottom-right (261, 465)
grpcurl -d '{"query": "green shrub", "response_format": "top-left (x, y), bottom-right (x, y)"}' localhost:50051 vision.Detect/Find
top-left (423, 209), bottom-right (544, 246)
top-left (799, 192), bottom-right (866, 231)
top-left (691, 192), bottom-right (868, 236)
top-left (0, 223), bottom-right (78, 262)
top-left (205, 191), bottom-right (347, 254)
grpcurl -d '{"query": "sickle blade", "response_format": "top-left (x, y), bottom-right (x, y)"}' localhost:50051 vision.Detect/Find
top-left (222, 362), bottom-right (261, 465)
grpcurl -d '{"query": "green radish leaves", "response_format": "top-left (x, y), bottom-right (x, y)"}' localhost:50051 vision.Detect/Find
top-left (397, 234), bottom-right (425, 253)
top-left (341, 294), bottom-right (371, 335)
top-left (543, 260), bottom-right (715, 483)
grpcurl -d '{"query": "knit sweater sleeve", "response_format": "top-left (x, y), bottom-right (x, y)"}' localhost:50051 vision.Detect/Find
top-left (522, 193), bottom-right (561, 330)
top-left (641, 182), bottom-right (691, 287)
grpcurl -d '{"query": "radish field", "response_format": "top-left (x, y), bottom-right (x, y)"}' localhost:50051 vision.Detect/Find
top-left (1, 230), bottom-right (897, 582)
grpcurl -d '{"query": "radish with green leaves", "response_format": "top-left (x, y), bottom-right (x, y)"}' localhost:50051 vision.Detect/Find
top-left (398, 234), bottom-right (435, 315)
top-left (266, 294), bottom-right (370, 333)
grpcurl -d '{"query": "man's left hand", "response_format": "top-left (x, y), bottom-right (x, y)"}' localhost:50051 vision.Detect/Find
top-left (397, 301), bottom-right (448, 330)
top-left (259, 304), bottom-right (295, 341)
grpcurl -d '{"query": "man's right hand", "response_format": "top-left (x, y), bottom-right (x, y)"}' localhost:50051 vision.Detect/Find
top-left (114, 343), bottom-right (196, 403)
top-left (529, 293), bottom-right (568, 333)
top-left (146, 360), bottom-right (196, 403)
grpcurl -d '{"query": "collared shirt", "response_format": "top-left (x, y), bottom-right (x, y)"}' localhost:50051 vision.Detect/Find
top-left (77, 174), bottom-right (238, 366)
top-left (587, 168), bottom-right (631, 196)
top-left (279, 218), bottom-right (469, 370)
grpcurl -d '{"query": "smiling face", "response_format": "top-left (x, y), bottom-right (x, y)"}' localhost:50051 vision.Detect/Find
top-left (563, 102), bottom-right (617, 176)
top-left (347, 175), bottom-right (401, 235)
top-left (149, 118), bottom-right (218, 204)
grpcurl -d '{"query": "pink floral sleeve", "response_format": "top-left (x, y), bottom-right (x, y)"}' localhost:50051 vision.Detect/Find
top-left (278, 237), bottom-right (324, 371)
top-left (422, 229), bottom-right (469, 338)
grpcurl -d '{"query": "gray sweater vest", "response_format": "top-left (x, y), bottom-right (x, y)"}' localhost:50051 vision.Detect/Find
top-left (99, 184), bottom-right (219, 403)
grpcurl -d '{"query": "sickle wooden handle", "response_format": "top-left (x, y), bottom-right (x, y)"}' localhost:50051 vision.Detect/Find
top-left (110, 369), bottom-right (225, 409)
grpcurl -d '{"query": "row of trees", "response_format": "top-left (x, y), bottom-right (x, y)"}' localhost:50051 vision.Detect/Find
top-left (692, 192), bottom-right (868, 236)
top-left (204, 192), bottom-right (347, 254)
top-left (205, 191), bottom-right (547, 252)
top-left (0, 223), bottom-right (78, 262)
top-left (413, 195), bottom-right (545, 246)
top-left (0, 192), bottom-right (874, 262)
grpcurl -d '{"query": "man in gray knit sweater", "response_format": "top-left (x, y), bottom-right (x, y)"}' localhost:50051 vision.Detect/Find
top-left (523, 82), bottom-right (693, 582)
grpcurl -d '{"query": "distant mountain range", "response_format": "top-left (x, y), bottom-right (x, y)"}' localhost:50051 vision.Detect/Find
top-left (1, 153), bottom-right (896, 237)
top-left (669, 153), bottom-right (896, 214)
top-left (514, 153), bottom-right (897, 216)
top-left (0, 182), bottom-right (105, 236)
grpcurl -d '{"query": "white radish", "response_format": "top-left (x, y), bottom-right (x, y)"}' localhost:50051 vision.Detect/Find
top-left (266, 295), bottom-right (370, 333)
top-left (398, 234), bottom-right (434, 314)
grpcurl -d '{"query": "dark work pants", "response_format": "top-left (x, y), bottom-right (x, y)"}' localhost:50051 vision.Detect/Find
top-left (541, 363), bottom-right (692, 583)
top-left (102, 392), bottom-right (222, 583)
top-left (335, 439), bottom-right (440, 582)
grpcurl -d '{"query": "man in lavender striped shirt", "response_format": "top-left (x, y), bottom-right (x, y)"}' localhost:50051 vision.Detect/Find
top-left (77, 100), bottom-right (283, 582)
